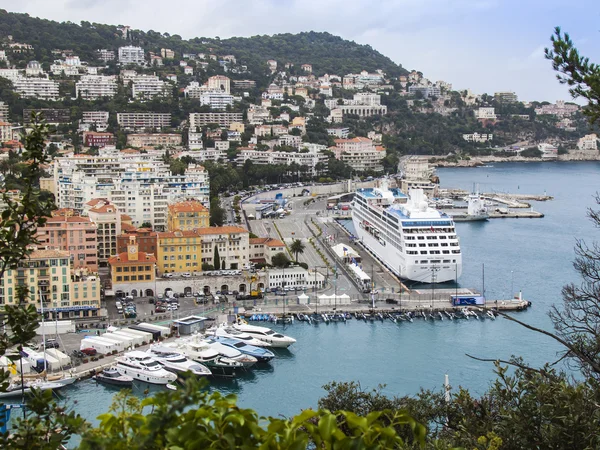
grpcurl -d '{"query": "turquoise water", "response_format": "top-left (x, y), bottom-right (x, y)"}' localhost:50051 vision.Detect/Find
top-left (38, 162), bottom-right (600, 430)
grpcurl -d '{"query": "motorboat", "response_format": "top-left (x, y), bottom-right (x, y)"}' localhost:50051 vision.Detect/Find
top-left (0, 379), bottom-right (67, 399)
top-left (94, 367), bottom-right (133, 387)
top-left (201, 337), bottom-right (257, 368)
top-left (115, 351), bottom-right (177, 385)
top-left (146, 346), bottom-right (212, 377)
top-left (210, 336), bottom-right (275, 363)
top-left (209, 325), bottom-right (272, 348)
top-left (163, 340), bottom-right (242, 378)
top-left (232, 324), bottom-right (296, 348)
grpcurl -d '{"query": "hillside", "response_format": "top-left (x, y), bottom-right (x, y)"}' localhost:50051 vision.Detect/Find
top-left (0, 10), bottom-right (406, 77)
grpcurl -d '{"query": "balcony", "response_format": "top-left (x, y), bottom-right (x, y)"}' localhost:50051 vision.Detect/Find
top-left (38, 280), bottom-right (50, 286)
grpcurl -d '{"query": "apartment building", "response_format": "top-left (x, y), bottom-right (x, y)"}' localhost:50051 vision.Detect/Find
top-left (82, 131), bottom-right (115, 148)
top-left (199, 91), bottom-right (234, 110)
top-left (24, 108), bottom-right (70, 125)
top-left (126, 133), bottom-right (182, 148)
top-left (85, 199), bottom-right (122, 266)
top-left (116, 228), bottom-right (157, 256)
top-left (408, 85), bottom-right (441, 98)
top-left (118, 46), bottom-right (145, 65)
top-left (0, 249), bottom-right (101, 320)
top-left (189, 112), bottom-right (243, 129)
top-left (331, 137), bottom-right (385, 172)
top-left (0, 121), bottom-right (11, 142)
top-left (577, 134), bottom-right (598, 151)
top-left (12, 77), bottom-right (59, 99)
top-left (36, 216), bottom-right (99, 272)
top-left (76, 75), bottom-right (118, 99)
top-left (156, 230), bottom-right (203, 274)
top-left (267, 267), bottom-right (325, 290)
top-left (207, 75), bottom-right (231, 94)
top-left (236, 147), bottom-right (328, 175)
top-left (534, 100), bottom-right (579, 117)
top-left (232, 80), bottom-right (256, 90)
top-left (167, 199), bottom-right (210, 231)
top-left (81, 111), bottom-right (109, 131)
top-left (117, 112), bottom-right (172, 130)
top-left (249, 238), bottom-right (286, 265)
top-left (198, 226), bottom-right (249, 270)
top-left (131, 75), bottom-right (169, 99)
top-left (475, 107), bottom-right (497, 120)
top-left (54, 155), bottom-right (210, 231)
top-left (97, 49), bottom-right (115, 62)
top-left (160, 48), bottom-right (175, 59)
top-left (0, 101), bottom-right (8, 121)
top-left (494, 91), bottom-right (519, 103)
top-left (462, 133), bottom-right (493, 143)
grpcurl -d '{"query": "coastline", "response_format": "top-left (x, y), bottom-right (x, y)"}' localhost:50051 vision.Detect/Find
top-left (432, 152), bottom-right (600, 168)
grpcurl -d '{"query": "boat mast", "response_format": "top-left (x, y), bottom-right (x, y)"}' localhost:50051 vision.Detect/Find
top-left (371, 265), bottom-right (375, 309)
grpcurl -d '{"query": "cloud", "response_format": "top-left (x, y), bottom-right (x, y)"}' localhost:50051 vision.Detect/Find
top-left (0, 0), bottom-right (592, 101)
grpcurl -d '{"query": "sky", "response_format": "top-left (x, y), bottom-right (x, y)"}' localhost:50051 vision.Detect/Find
top-left (1, 0), bottom-right (599, 102)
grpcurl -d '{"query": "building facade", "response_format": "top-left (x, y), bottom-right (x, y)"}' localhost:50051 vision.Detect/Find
top-left (117, 112), bottom-right (172, 130)
top-left (126, 133), bottom-right (182, 148)
top-left (13, 77), bottom-right (60, 99)
top-left (82, 132), bottom-right (115, 148)
top-left (36, 216), bottom-right (99, 272)
top-left (118, 46), bottom-right (145, 65)
top-left (156, 230), bottom-right (202, 274)
top-left (85, 199), bottom-right (122, 266)
top-left (198, 226), bottom-right (249, 270)
top-left (249, 238), bottom-right (286, 265)
top-left (76, 75), bottom-right (118, 99)
top-left (331, 137), bottom-right (385, 172)
top-left (108, 236), bottom-right (156, 291)
top-left (167, 200), bottom-right (210, 231)
top-left (189, 112), bottom-right (243, 129)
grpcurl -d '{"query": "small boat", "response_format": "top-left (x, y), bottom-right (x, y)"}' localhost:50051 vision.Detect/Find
top-left (95, 367), bottom-right (134, 387)
top-left (321, 314), bottom-right (330, 324)
top-left (445, 311), bottom-right (454, 321)
top-left (166, 383), bottom-right (177, 391)
top-left (486, 310), bottom-right (496, 320)
top-left (164, 340), bottom-right (242, 378)
top-left (438, 312), bottom-right (444, 321)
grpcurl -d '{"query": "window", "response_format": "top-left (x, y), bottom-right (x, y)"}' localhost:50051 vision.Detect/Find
top-left (145, 275), bottom-right (151, 280)
top-left (124, 276), bottom-right (129, 281)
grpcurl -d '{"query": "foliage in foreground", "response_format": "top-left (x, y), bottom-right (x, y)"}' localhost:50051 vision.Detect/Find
top-left (79, 377), bottom-right (425, 450)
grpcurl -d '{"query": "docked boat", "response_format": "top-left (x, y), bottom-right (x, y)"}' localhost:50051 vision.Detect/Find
top-left (0, 379), bottom-right (68, 399)
top-left (164, 340), bottom-right (242, 377)
top-left (115, 351), bottom-right (177, 385)
top-left (451, 192), bottom-right (489, 222)
top-left (209, 325), bottom-right (272, 348)
top-left (146, 346), bottom-right (212, 377)
top-left (352, 181), bottom-right (462, 283)
top-left (232, 323), bottom-right (296, 348)
top-left (94, 367), bottom-right (133, 387)
top-left (211, 336), bottom-right (276, 363)
top-left (201, 337), bottom-right (257, 368)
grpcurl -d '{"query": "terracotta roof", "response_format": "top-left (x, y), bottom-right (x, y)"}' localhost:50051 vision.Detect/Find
top-left (121, 223), bottom-right (136, 232)
top-left (168, 200), bottom-right (208, 214)
top-left (108, 251), bottom-right (156, 265)
top-left (250, 237), bottom-right (285, 247)
top-left (334, 137), bottom-right (373, 144)
top-left (121, 214), bottom-right (132, 221)
top-left (30, 249), bottom-right (70, 259)
top-left (195, 226), bottom-right (248, 235)
top-left (85, 198), bottom-right (109, 207)
top-left (157, 230), bottom-right (203, 239)
top-left (45, 215), bottom-right (93, 224)
top-left (89, 204), bottom-right (117, 214)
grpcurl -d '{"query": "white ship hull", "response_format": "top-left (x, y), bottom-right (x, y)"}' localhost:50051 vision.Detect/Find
top-left (352, 214), bottom-right (462, 283)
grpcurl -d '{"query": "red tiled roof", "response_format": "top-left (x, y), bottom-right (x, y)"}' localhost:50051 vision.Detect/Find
top-left (108, 251), bottom-right (156, 265)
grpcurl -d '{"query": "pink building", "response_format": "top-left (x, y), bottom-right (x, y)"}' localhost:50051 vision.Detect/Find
top-left (36, 216), bottom-right (99, 272)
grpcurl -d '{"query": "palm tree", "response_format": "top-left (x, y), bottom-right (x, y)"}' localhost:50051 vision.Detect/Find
top-left (290, 239), bottom-right (305, 262)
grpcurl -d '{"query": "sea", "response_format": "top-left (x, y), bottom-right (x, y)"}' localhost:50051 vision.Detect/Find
top-left (27, 162), bottom-right (600, 436)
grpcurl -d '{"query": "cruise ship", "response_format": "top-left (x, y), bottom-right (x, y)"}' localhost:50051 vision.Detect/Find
top-left (351, 180), bottom-right (462, 283)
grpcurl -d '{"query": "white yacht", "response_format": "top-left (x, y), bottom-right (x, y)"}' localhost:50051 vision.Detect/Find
top-left (231, 324), bottom-right (296, 348)
top-left (201, 337), bottom-right (257, 368)
top-left (146, 346), bottom-right (212, 377)
top-left (163, 340), bottom-right (242, 377)
top-left (209, 325), bottom-right (273, 348)
top-left (351, 181), bottom-right (462, 283)
top-left (115, 351), bottom-right (177, 385)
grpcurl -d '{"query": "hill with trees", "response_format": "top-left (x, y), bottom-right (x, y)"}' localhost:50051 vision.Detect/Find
top-left (0, 11), bottom-right (407, 77)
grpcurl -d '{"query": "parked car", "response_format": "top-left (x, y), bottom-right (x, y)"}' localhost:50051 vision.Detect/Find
top-left (181, 272), bottom-right (191, 278)
top-left (44, 339), bottom-right (59, 349)
top-left (80, 348), bottom-right (97, 356)
top-left (163, 273), bottom-right (174, 278)
top-left (148, 297), bottom-right (155, 304)
top-left (155, 307), bottom-right (166, 313)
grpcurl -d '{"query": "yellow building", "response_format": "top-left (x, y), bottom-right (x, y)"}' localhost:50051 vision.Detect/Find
top-left (156, 230), bottom-right (202, 274)
top-left (229, 122), bottom-right (245, 133)
top-left (0, 249), bottom-right (102, 320)
top-left (167, 200), bottom-right (209, 231)
top-left (108, 236), bottom-right (156, 287)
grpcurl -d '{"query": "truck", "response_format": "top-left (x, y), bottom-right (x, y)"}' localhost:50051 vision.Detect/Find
top-left (451, 295), bottom-right (485, 306)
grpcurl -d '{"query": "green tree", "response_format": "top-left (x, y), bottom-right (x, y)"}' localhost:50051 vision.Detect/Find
top-left (213, 246), bottom-right (221, 270)
top-left (290, 238), bottom-right (305, 262)
top-left (271, 252), bottom-right (290, 268)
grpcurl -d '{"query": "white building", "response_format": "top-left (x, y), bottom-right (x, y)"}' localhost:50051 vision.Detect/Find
top-left (97, 49), bottom-right (115, 62)
top-left (535, 100), bottom-right (579, 117)
top-left (475, 107), bottom-right (497, 120)
top-left (188, 131), bottom-right (204, 150)
top-left (331, 137), bottom-right (385, 172)
top-left (118, 46), bottom-right (145, 65)
top-left (189, 112), bottom-right (243, 129)
top-left (462, 133), bottom-right (493, 143)
top-left (53, 155), bottom-right (210, 231)
top-left (184, 81), bottom-right (205, 98)
top-left (131, 75), bottom-right (169, 99)
top-left (76, 75), bottom-right (118, 99)
top-left (267, 267), bottom-right (325, 290)
top-left (25, 60), bottom-right (44, 77)
top-left (199, 226), bottom-right (249, 270)
top-left (538, 143), bottom-right (558, 159)
top-left (0, 69), bottom-right (21, 81)
top-left (117, 112), bottom-right (172, 130)
top-left (577, 134), bottom-right (598, 151)
top-left (199, 91), bottom-right (234, 110)
top-left (12, 77), bottom-right (59, 99)
top-left (236, 145), bottom-right (328, 175)
top-left (50, 63), bottom-right (80, 76)
top-left (81, 111), bottom-right (110, 131)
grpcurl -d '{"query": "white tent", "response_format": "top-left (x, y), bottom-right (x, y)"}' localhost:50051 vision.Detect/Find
top-left (45, 348), bottom-right (71, 368)
top-left (317, 294), bottom-right (351, 305)
top-left (297, 293), bottom-right (309, 304)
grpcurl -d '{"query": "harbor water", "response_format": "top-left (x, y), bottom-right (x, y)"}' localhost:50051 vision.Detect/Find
top-left (46, 162), bottom-right (600, 430)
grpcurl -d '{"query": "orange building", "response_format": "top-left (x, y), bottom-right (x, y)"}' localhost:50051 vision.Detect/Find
top-left (108, 236), bottom-right (156, 290)
top-left (167, 199), bottom-right (209, 231)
